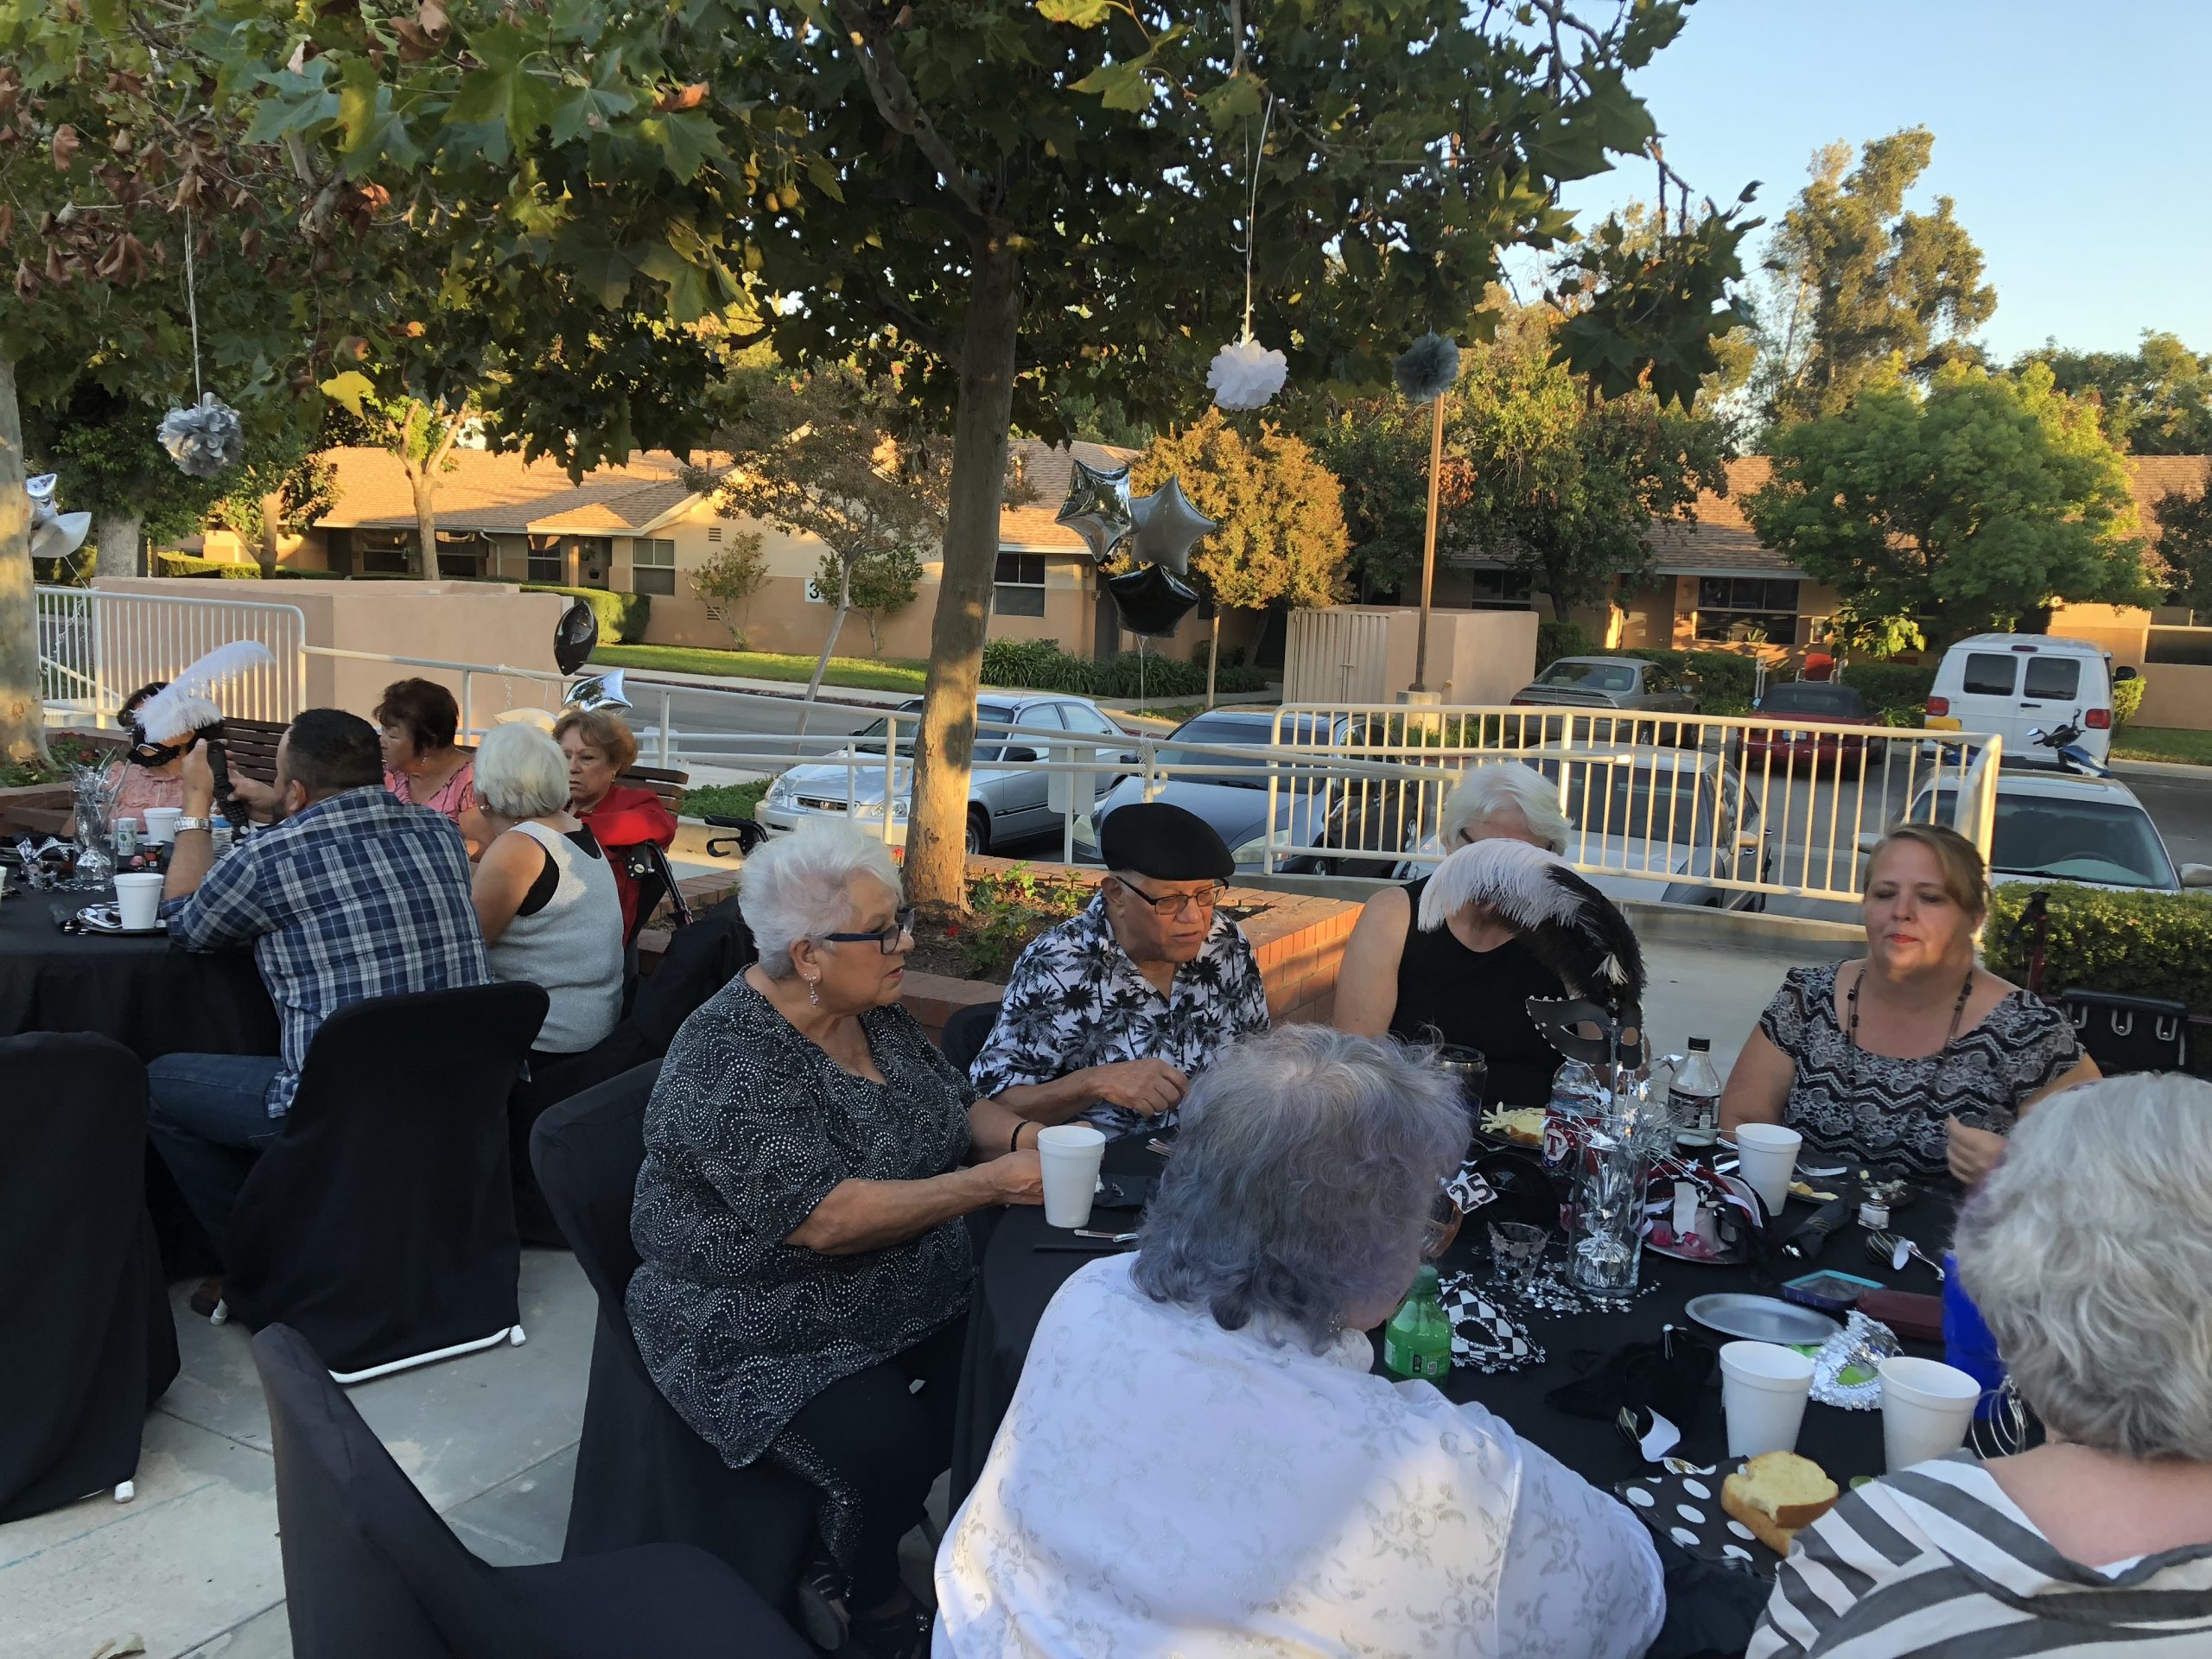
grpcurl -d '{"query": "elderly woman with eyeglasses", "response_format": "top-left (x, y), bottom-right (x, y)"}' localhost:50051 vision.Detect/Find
top-left (627, 820), bottom-right (1043, 1659)
top-left (969, 800), bottom-right (1270, 1137)
top-left (938, 1025), bottom-right (1665, 1656)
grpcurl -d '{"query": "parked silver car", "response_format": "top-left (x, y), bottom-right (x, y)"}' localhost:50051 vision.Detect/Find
top-left (757, 695), bottom-right (1135, 855)
top-left (1508, 655), bottom-right (1700, 745)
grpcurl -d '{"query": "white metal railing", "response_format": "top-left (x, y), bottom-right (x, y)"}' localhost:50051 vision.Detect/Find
top-left (36, 585), bottom-right (307, 727)
top-left (1258, 703), bottom-right (2001, 905)
top-left (43, 614), bottom-right (2009, 912)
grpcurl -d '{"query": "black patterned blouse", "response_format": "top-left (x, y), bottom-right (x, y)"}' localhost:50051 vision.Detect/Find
top-left (626, 974), bottom-right (977, 1469)
top-left (1758, 962), bottom-right (2083, 1186)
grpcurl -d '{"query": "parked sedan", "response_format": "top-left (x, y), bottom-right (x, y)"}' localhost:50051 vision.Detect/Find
top-left (758, 694), bottom-right (1135, 855)
top-left (1900, 772), bottom-right (2212, 893)
top-left (1507, 656), bottom-right (1700, 744)
top-left (1079, 709), bottom-right (1340, 872)
top-left (1737, 680), bottom-right (1879, 776)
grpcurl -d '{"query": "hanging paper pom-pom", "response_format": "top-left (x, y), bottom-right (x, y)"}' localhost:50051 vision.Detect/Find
top-left (1394, 331), bottom-right (1461, 404)
top-left (156, 392), bottom-right (247, 479)
top-left (1207, 335), bottom-right (1288, 411)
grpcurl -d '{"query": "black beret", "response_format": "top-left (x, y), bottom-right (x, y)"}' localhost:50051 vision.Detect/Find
top-left (1098, 800), bottom-right (1234, 881)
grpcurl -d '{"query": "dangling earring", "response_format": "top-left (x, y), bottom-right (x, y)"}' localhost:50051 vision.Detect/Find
top-left (806, 978), bottom-right (820, 1007)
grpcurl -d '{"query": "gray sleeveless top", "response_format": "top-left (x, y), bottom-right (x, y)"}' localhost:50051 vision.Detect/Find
top-left (486, 819), bottom-right (623, 1053)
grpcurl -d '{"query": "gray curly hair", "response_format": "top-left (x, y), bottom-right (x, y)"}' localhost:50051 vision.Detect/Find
top-left (1437, 762), bottom-right (1571, 854)
top-left (1956, 1072), bottom-right (2212, 1463)
top-left (1133, 1025), bottom-right (1471, 1353)
top-left (737, 818), bottom-right (902, 978)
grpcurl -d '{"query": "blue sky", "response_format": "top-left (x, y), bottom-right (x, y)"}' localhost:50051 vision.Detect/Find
top-left (1508, 0), bottom-right (2212, 362)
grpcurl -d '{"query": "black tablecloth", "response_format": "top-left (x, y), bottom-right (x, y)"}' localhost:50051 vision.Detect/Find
top-left (0, 888), bottom-right (277, 1062)
top-left (953, 1137), bottom-right (1956, 1508)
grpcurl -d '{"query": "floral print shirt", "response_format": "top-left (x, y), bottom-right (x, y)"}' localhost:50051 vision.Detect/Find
top-left (968, 893), bottom-right (1269, 1136)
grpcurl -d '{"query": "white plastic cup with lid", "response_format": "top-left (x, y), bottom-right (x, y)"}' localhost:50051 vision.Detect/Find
top-left (113, 872), bottom-right (166, 931)
top-left (1733, 1122), bottom-right (1803, 1217)
top-left (1719, 1339), bottom-right (1816, 1458)
top-left (1879, 1356), bottom-right (1981, 1470)
top-left (1036, 1123), bottom-right (1107, 1229)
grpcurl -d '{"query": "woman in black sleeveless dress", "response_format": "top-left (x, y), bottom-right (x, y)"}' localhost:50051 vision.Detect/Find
top-left (1334, 765), bottom-right (1574, 1107)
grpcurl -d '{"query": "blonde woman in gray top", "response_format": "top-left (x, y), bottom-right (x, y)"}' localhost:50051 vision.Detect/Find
top-left (470, 722), bottom-right (624, 1057)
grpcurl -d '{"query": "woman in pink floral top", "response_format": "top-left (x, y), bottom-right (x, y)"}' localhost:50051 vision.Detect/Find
top-left (375, 678), bottom-right (486, 849)
top-left (112, 681), bottom-right (188, 827)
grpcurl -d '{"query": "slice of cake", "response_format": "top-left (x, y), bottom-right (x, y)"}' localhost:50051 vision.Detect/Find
top-left (1721, 1451), bottom-right (1840, 1554)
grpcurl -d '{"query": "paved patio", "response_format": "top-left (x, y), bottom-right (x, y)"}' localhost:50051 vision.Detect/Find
top-left (1, 930), bottom-right (1849, 1659)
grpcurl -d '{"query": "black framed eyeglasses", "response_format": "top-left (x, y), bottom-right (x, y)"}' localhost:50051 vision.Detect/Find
top-left (820, 907), bottom-right (916, 954)
top-left (1115, 878), bottom-right (1229, 918)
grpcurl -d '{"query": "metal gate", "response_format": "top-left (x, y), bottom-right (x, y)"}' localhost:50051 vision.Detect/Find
top-left (37, 586), bottom-right (308, 727)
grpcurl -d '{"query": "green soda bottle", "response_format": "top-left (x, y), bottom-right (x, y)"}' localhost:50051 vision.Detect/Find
top-left (1382, 1264), bottom-right (1454, 1382)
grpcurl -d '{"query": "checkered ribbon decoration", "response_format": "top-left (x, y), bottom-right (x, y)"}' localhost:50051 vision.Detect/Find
top-left (1438, 1272), bottom-right (1547, 1374)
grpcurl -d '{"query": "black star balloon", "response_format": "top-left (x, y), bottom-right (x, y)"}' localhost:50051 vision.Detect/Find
top-left (1104, 563), bottom-right (1202, 638)
top-left (1128, 476), bottom-right (1219, 576)
top-left (1053, 455), bottom-right (1136, 563)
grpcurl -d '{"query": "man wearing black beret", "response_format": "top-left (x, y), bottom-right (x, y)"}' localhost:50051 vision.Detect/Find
top-left (969, 801), bottom-right (1270, 1137)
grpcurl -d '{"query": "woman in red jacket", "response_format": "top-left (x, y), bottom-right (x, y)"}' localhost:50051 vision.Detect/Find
top-left (556, 707), bottom-right (677, 938)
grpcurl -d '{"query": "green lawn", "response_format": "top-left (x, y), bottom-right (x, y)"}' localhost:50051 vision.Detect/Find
top-left (2112, 726), bottom-right (2212, 766)
top-left (682, 780), bottom-right (769, 820)
top-left (592, 643), bottom-right (930, 694)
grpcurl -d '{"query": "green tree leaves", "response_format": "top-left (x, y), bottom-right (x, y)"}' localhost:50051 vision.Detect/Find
top-left (1746, 364), bottom-right (2155, 647)
top-left (1129, 410), bottom-right (1349, 613)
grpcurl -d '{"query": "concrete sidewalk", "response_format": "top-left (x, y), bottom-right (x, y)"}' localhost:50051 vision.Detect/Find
top-left (0, 931), bottom-right (1837, 1659)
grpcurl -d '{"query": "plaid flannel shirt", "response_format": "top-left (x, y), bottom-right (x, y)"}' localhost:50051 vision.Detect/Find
top-left (162, 785), bottom-right (491, 1116)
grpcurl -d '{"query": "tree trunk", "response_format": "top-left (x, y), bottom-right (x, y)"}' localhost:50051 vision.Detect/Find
top-left (0, 356), bottom-right (47, 764)
top-left (94, 509), bottom-right (146, 582)
top-left (257, 486), bottom-right (287, 578)
top-left (906, 242), bottom-right (1021, 917)
top-left (408, 463), bottom-right (442, 582)
top-left (798, 558), bottom-right (856, 741)
top-left (1206, 610), bottom-right (1221, 709)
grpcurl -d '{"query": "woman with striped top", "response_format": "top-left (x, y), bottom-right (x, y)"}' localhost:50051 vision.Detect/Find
top-left (1751, 1073), bottom-right (2212, 1656)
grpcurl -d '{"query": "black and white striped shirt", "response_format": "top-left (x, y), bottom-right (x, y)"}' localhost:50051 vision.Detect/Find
top-left (1751, 1452), bottom-right (2212, 1657)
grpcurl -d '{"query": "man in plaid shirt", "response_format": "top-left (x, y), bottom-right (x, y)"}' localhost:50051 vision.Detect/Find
top-left (148, 709), bottom-right (490, 1256)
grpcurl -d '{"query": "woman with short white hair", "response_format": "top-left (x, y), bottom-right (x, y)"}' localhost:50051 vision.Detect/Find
top-left (938, 1024), bottom-right (1664, 1656)
top-left (629, 820), bottom-right (1044, 1659)
top-left (1752, 1072), bottom-right (2212, 1657)
top-left (1334, 761), bottom-right (1597, 1105)
top-left (470, 721), bottom-right (624, 1057)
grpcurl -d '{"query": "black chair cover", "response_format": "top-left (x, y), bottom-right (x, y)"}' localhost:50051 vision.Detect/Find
top-left (537, 892), bottom-right (758, 1103)
top-left (251, 1324), bottom-right (810, 1659)
top-left (0, 1033), bottom-right (178, 1522)
top-left (225, 984), bottom-right (548, 1376)
top-left (529, 1063), bottom-right (818, 1611)
top-left (2060, 988), bottom-right (2190, 1074)
top-left (939, 1000), bottom-right (1002, 1077)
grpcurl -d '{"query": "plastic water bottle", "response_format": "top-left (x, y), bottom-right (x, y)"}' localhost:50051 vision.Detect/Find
top-left (1382, 1265), bottom-right (1454, 1382)
top-left (1668, 1038), bottom-right (1723, 1147)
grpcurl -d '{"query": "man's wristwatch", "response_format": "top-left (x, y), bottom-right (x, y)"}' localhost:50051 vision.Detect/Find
top-left (173, 816), bottom-right (214, 835)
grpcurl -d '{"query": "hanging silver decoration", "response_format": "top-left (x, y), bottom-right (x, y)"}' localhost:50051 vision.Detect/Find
top-left (563, 670), bottom-right (632, 715)
top-left (1128, 476), bottom-right (1220, 576)
top-left (1053, 455), bottom-right (1137, 563)
top-left (1394, 331), bottom-right (1461, 404)
top-left (156, 392), bottom-right (248, 479)
top-left (24, 473), bottom-right (91, 562)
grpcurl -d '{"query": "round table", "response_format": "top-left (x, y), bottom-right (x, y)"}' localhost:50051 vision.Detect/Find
top-left (952, 1135), bottom-right (1958, 1508)
top-left (0, 886), bottom-right (277, 1061)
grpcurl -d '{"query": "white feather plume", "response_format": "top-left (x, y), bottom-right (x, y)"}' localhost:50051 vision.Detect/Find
top-left (1416, 836), bottom-right (1582, 933)
top-left (130, 640), bottom-right (277, 741)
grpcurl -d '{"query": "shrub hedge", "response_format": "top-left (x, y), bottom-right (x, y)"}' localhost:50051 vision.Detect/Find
top-left (1535, 620), bottom-right (1591, 670)
top-left (2113, 674), bottom-right (2145, 728)
top-left (1619, 647), bottom-right (1760, 713)
top-left (982, 637), bottom-right (1268, 699)
top-left (1985, 885), bottom-right (2212, 1042)
top-left (1838, 661), bottom-right (1936, 727)
top-left (155, 553), bottom-right (262, 580)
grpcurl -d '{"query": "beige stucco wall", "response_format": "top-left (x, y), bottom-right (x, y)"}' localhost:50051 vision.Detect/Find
top-left (90, 575), bottom-right (568, 731)
top-left (2049, 603), bottom-right (2152, 671)
top-left (2136, 663), bottom-right (2212, 730)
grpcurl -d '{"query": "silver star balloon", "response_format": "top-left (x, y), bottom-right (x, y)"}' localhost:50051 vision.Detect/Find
top-left (1053, 455), bottom-right (1136, 563)
top-left (1128, 476), bottom-right (1220, 576)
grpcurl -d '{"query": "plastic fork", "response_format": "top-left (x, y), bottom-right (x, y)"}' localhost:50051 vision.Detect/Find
top-left (1866, 1230), bottom-right (1944, 1281)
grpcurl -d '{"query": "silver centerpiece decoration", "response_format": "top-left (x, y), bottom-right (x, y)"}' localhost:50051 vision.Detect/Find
top-left (1809, 1312), bottom-right (1902, 1410)
top-left (1567, 1068), bottom-right (1663, 1297)
top-left (67, 753), bottom-right (129, 891)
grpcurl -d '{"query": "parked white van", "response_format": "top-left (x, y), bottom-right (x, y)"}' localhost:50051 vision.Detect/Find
top-left (1924, 634), bottom-right (2123, 766)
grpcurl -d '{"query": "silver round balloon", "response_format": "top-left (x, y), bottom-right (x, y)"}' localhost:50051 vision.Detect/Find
top-left (1053, 455), bottom-right (1136, 563)
top-left (1128, 477), bottom-right (1220, 576)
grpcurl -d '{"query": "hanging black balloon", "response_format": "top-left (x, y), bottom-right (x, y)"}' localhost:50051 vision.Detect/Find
top-left (1104, 563), bottom-right (1201, 638)
top-left (553, 600), bottom-right (601, 674)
